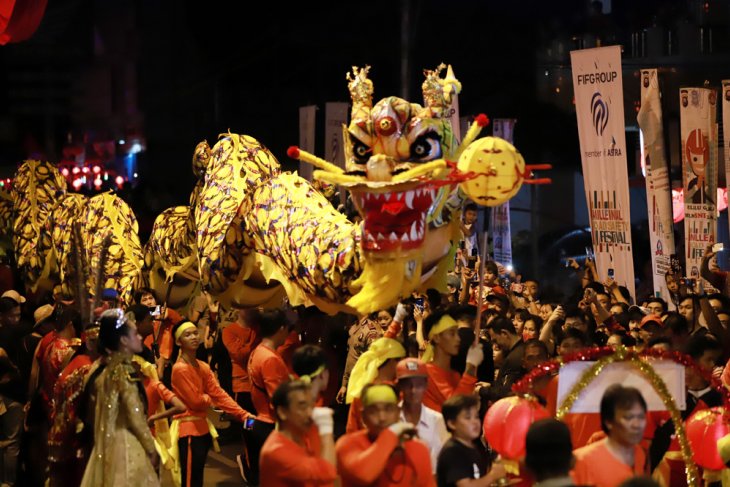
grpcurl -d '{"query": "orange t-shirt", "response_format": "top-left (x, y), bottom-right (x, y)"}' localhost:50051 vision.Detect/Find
top-left (259, 427), bottom-right (336, 487)
top-left (222, 322), bottom-right (259, 393)
top-left (572, 440), bottom-right (646, 487)
top-left (336, 429), bottom-right (435, 487)
top-left (143, 309), bottom-right (182, 360)
top-left (423, 363), bottom-right (477, 412)
top-left (248, 343), bottom-right (290, 424)
top-left (171, 358), bottom-right (252, 438)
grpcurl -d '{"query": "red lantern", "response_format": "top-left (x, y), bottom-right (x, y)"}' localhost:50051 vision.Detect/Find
top-left (685, 407), bottom-right (729, 471)
top-left (483, 396), bottom-right (549, 460)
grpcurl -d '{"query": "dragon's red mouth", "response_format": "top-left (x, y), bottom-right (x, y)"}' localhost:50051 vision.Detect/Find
top-left (353, 186), bottom-right (436, 252)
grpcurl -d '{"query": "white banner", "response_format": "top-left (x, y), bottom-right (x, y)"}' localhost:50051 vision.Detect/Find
top-left (491, 119), bottom-right (515, 268)
top-left (680, 87), bottom-right (717, 278)
top-left (558, 360), bottom-right (685, 412)
top-left (718, 79), bottom-right (730, 248)
top-left (571, 46), bottom-right (635, 299)
top-left (638, 69), bottom-right (675, 302)
top-left (325, 102), bottom-right (349, 206)
top-left (298, 105), bottom-right (316, 181)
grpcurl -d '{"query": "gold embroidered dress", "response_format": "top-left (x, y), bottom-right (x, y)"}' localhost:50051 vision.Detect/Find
top-left (80, 352), bottom-right (159, 486)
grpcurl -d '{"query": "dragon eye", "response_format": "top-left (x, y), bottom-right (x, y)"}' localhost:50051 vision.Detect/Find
top-left (410, 134), bottom-right (442, 162)
top-left (352, 141), bottom-right (371, 164)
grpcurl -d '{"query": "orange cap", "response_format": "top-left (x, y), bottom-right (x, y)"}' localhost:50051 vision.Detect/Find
top-left (640, 314), bottom-right (663, 329)
top-left (396, 358), bottom-right (428, 381)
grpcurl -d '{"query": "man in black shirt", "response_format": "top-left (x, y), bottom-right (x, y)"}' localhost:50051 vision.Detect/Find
top-left (437, 394), bottom-right (505, 487)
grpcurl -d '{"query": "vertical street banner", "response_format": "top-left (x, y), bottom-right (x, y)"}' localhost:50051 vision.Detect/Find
top-left (571, 46), bottom-right (635, 299)
top-left (679, 87), bottom-right (717, 279)
top-left (722, 79), bottom-right (730, 239)
top-left (637, 69), bottom-right (675, 301)
top-left (490, 119), bottom-right (516, 268)
top-left (298, 105), bottom-right (316, 181)
top-left (325, 102), bottom-right (349, 206)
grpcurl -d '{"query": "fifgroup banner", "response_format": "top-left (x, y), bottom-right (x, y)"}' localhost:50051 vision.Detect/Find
top-left (679, 87), bottom-right (717, 278)
top-left (637, 69), bottom-right (675, 302)
top-left (571, 46), bottom-right (635, 299)
top-left (490, 119), bottom-right (516, 268)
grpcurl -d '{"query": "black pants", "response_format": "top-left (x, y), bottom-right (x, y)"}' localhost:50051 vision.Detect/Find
top-left (178, 434), bottom-right (212, 487)
top-left (244, 419), bottom-right (274, 486)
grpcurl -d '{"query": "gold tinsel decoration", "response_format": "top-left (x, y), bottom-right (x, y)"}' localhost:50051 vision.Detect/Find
top-left (554, 346), bottom-right (699, 487)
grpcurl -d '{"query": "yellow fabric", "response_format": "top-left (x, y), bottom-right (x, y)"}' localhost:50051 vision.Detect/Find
top-left (421, 315), bottom-right (458, 363)
top-left (174, 322), bottom-right (197, 342)
top-left (168, 416), bottom-right (220, 487)
top-left (346, 337), bottom-right (405, 404)
top-left (361, 384), bottom-right (398, 407)
top-left (132, 355), bottom-right (171, 450)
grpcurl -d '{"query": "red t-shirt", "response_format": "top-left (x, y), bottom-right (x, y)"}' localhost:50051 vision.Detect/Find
top-left (222, 322), bottom-right (259, 393)
top-left (423, 363), bottom-right (477, 412)
top-left (248, 343), bottom-right (290, 424)
top-left (336, 429), bottom-right (435, 487)
top-left (260, 427), bottom-right (336, 487)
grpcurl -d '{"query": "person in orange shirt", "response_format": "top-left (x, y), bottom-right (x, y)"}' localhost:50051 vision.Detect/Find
top-left (247, 309), bottom-right (292, 485)
top-left (259, 380), bottom-right (337, 487)
top-left (421, 309), bottom-right (483, 412)
top-left (344, 336), bottom-right (406, 433)
top-left (135, 287), bottom-right (183, 379)
top-left (222, 308), bottom-right (259, 410)
top-left (170, 321), bottom-right (255, 487)
top-left (336, 383), bottom-right (435, 486)
top-left (572, 385), bottom-right (649, 487)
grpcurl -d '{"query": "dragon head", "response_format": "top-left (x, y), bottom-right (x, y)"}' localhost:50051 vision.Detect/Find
top-left (289, 65), bottom-right (466, 256)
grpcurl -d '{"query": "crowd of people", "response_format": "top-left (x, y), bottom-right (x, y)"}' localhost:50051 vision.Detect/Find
top-left (0, 203), bottom-right (724, 487)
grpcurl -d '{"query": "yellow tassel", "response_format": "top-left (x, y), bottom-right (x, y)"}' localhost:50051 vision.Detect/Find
top-left (295, 149), bottom-right (345, 174)
top-left (313, 170), bottom-right (366, 185)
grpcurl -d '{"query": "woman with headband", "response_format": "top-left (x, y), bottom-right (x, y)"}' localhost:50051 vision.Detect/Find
top-left (169, 321), bottom-right (256, 487)
top-left (80, 309), bottom-right (160, 487)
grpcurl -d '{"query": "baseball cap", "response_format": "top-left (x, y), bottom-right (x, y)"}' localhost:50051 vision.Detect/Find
top-left (640, 314), bottom-right (663, 330)
top-left (101, 288), bottom-right (119, 301)
top-left (486, 291), bottom-right (510, 308)
top-left (1, 290), bottom-right (25, 304)
top-left (33, 304), bottom-right (54, 327)
top-left (396, 358), bottom-right (428, 381)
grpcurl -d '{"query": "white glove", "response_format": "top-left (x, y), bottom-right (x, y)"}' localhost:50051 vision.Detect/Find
top-left (466, 343), bottom-right (484, 367)
top-left (394, 302), bottom-right (408, 324)
top-left (312, 407), bottom-right (334, 436)
top-left (388, 421), bottom-right (416, 437)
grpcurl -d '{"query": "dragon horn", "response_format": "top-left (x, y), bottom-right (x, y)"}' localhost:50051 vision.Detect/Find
top-left (422, 63), bottom-right (461, 118)
top-left (346, 66), bottom-right (373, 122)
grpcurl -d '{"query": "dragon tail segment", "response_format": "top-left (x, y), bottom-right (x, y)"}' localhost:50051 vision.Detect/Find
top-left (11, 160), bottom-right (67, 291)
top-left (82, 193), bottom-right (143, 306)
top-left (140, 205), bottom-right (200, 309)
top-left (243, 172), bottom-right (368, 315)
top-left (195, 134), bottom-right (280, 299)
top-left (44, 193), bottom-right (88, 298)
